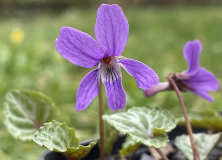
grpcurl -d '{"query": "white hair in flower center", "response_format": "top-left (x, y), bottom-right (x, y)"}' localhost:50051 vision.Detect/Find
top-left (100, 56), bottom-right (121, 83)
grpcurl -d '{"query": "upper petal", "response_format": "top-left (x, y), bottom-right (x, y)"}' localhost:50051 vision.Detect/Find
top-left (76, 69), bottom-right (100, 111)
top-left (184, 67), bottom-right (219, 92)
top-left (100, 62), bottom-right (126, 110)
top-left (119, 59), bottom-right (159, 90)
top-left (183, 40), bottom-right (202, 75)
top-left (95, 4), bottom-right (129, 57)
top-left (56, 27), bottom-right (104, 68)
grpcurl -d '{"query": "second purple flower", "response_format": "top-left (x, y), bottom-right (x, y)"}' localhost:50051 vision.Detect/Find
top-left (55, 4), bottom-right (159, 111)
top-left (145, 40), bottom-right (219, 102)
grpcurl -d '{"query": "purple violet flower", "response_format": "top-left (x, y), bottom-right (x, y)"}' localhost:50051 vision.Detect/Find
top-left (145, 40), bottom-right (219, 102)
top-left (56, 4), bottom-right (159, 111)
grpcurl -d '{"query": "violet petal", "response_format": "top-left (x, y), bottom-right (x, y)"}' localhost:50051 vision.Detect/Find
top-left (183, 40), bottom-right (202, 75)
top-left (193, 91), bottom-right (214, 102)
top-left (103, 78), bottom-right (126, 111)
top-left (100, 62), bottom-right (126, 110)
top-left (184, 67), bottom-right (219, 92)
top-left (95, 4), bottom-right (129, 57)
top-left (56, 27), bottom-right (104, 68)
top-left (119, 59), bottom-right (159, 90)
top-left (76, 69), bottom-right (100, 111)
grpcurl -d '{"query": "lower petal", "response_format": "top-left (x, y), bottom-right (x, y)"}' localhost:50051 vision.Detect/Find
top-left (119, 59), bottom-right (159, 90)
top-left (192, 91), bottom-right (214, 102)
top-left (100, 63), bottom-right (126, 110)
top-left (76, 69), bottom-right (99, 111)
top-left (103, 78), bottom-right (126, 111)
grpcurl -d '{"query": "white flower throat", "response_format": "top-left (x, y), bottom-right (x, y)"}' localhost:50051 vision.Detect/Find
top-left (100, 56), bottom-right (121, 83)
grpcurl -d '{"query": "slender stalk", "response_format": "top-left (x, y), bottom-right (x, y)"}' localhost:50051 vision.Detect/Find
top-left (99, 78), bottom-right (105, 160)
top-left (167, 74), bottom-right (199, 160)
top-left (155, 148), bottom-right (169, 160)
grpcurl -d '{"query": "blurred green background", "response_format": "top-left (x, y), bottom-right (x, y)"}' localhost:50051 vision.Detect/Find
top-left (0, 0), bottom-right (222, 159)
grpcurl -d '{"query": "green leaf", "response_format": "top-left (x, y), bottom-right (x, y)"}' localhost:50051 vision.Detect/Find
top-left (175, 133), bottom-right (222, 160)
top-left (0, 149), bottom-right (10, 160)
top-left (176, 111), bottom-right (222, 131)
top-left (105, 122), bottom-right (119, 155)
top-left (103, 106), bottom-right (176, 148)
top-left (32, 120), bottom-right (97, 160)
top-left (120, 136), bottom-right (141, 156)
top-left (3, 90), bottom-right (55, 141)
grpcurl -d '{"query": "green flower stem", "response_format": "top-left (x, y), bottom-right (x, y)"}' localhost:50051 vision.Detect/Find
top-left (167, 74), bottom-right (199, 160)
top-left (155, 148), bottom-right (169, 160)
top-left (99, 78), bottom-right (105, 160)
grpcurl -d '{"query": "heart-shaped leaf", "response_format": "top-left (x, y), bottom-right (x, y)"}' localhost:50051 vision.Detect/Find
top-left (103, 106), bottom-right (176, 148)
top-left (176, 110), bottom-right (222, 131)
top-left (3, 90), bottom-right (55, 141)
top-left (32, 120), bottom-right (97, 160)
top-left (175, 133), bottom-right (222, 160)
top-left (120, 136), bottom-right (141, 156)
